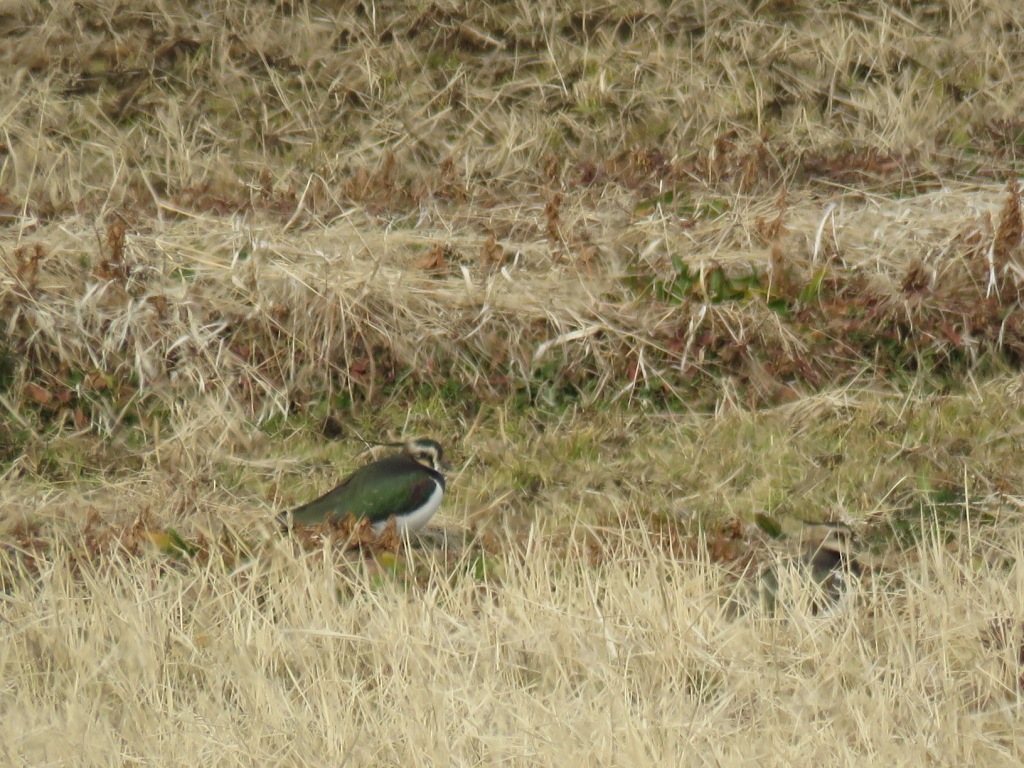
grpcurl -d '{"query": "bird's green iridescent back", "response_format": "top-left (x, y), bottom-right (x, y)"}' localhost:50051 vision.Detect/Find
top-left (286, 454), bottom-right (442, 527)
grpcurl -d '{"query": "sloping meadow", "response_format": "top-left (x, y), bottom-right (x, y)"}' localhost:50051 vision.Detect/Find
top-left (2, 1), bottom-right (1024, 763)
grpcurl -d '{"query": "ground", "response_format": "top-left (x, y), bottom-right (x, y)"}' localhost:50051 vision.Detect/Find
top-left (1, 1), bottom-right (1024, 765)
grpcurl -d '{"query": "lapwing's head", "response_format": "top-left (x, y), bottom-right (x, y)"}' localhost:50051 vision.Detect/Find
top-left (801, 522), bottom-right (856, 559)
top-left (800, 522), bottom-right (862, 581)
top-left (402, 437), bottom-right (449, 473)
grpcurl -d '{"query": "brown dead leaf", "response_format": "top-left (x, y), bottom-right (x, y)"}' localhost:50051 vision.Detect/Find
top-left (95, 219), bottom-right (130, 282)
top-left (84, 372), bottom-right (110, 391)
top-left (755, 215), bottom-right (785, 244)
top-left (902, 259), bottom-right (931, 294)
top-left (576, 244), bottom-right (598, 272)
top-left (478, 234), bottom-right (507, 270)
top-left (14, 244), bottom-right (44, 288)
top-left (707, 532), bottom-right (744, 562)
top-left (374, 516), bottom-right (401, 552)
top-left (24, 383), bottom-right (51, 405)
top-left (147, 294), bottom-right (169, 317)
top-left (0, 193), bottom-right (20, 223)
top-left (545, 192), bottom-right (562, 246)
top-left (416, 243), bottom-right (449, 273)
top-left (994, 178), bottom-right (1022, 266)
top-left (768, 241), bottom-right (795, 299)
top-left (343, 516), bottom-right (380, 548)
top-left (577, 160), bottom-right (601, 186)
top-left (107, 218), bottom-right (125, 262)
top-left (72, 407), bottom-right (89, 429)
top-left (543, 155), bottom-right (562, 185)
top-left (346, 167), bottom-right (370, 199)
top-left (756, 190), bottom-right (790, 243)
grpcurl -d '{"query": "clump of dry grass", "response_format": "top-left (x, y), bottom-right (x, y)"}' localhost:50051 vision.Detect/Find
top-left (1, 519), bottom-right (1022, 765)
top-left (3, 177), bottom-right (1024, 443)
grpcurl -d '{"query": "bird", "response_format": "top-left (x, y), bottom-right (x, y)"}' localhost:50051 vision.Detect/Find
top-left (278, 437), bottom-right (449, 535)
top-left (756, 522), bottom-right (863, 615)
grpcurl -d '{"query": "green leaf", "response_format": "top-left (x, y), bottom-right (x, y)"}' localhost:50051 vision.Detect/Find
top-left (799, 268), bottom-right (827, 304)
top-left (635, 188), bottom-right (677, 215)
top-left (145, 527), bottom-right (199, 557)
top-left (635, 191), bottom-right (730, 220)
top-left (466, 553), bottom-right (503, 583)
top-left (707, 266), bottom-right (747, 302)
top-left (375, 551), bottom-right (405, 575)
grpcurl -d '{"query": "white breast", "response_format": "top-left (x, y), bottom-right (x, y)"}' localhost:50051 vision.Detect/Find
top-left (371, 480), bottom-right (444, 534)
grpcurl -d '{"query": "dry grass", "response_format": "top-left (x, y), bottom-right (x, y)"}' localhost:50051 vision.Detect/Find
top-left (2, 523), bottom-right (1023, 765)
top-left (3, 0), bottom-right (1024, 763)
top-left (3, 378), bottom-right (1024, 764)
top-left (2, 0), bottom-right (1024, 418)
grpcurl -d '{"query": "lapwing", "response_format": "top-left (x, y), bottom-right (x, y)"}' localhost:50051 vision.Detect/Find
top-left (278, 437), bottom-right (449, 535)
top-left (756, 522), bottom-right (863, 615)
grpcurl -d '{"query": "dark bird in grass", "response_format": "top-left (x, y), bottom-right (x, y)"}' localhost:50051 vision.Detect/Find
top-left (757, 522), bottom-right (863, 615)
top-left (278, 438), bottom-right (449, 535)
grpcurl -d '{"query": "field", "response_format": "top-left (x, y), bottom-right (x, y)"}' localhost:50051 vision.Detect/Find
top-left (2, 0), bottom-right (1024, 764)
